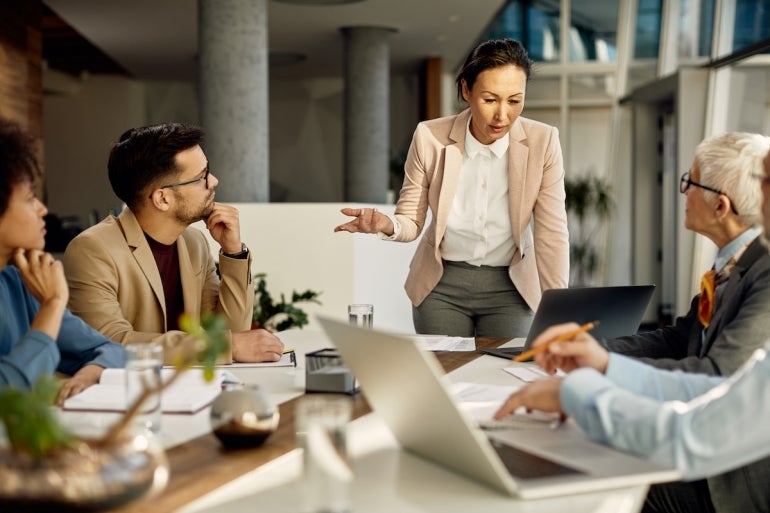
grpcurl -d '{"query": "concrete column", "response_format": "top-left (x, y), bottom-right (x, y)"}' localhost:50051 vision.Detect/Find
top-left (199, 0), bottom-right (269, 202)
top-left (340, 26), bottom-right (396, 203)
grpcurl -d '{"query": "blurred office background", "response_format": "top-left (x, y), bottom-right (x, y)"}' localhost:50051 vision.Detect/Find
top-left (1, 0), bottom-right (769, 329)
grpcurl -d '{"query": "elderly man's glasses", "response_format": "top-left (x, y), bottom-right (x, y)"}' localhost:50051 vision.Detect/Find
top-left (160, 167), bottom-right (210, 190)
top-left (679, 172), bottom-right (739, 215)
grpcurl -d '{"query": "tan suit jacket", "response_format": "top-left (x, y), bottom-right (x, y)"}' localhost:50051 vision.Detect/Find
top-left (395, 109), bottom-right (569, 311)
top-left (63, 209), bottom-right (254, 363)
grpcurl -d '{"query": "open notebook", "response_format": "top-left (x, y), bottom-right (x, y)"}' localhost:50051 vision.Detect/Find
top-left (62, 368), bottom-right (233, 413)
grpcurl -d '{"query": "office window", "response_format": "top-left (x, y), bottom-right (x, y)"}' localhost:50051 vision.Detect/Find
top-left (635, 0), bottom-right (662, 58)
top-left (678, 0), bottom-right (715, 60)
top-left (723, 66), bottom-right (770, 134)
top-left (484, 0), bottom-right (561, 62)
top-left (627, 0), bottom-right (662, 90)
top-left (733, 0), bottom-right (770, 52)
top-left (570, 0), bottom-right (619, 62)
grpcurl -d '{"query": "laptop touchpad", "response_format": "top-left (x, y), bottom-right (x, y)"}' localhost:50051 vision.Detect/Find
top-left (489, 438), bottom-right (584, 479)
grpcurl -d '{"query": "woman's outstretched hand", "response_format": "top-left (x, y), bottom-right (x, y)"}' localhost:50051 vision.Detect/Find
top-left (334, 207), bottom-right (394, 236)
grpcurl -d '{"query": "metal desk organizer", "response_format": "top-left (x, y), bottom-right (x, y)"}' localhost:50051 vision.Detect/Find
top-left (305, 348), bottom-right (359, 394)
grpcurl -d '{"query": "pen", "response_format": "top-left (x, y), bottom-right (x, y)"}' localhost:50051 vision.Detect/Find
top-left (283, 348), bottom-right (295, 354)
top-left (513, 321), bottom-right (599, 362)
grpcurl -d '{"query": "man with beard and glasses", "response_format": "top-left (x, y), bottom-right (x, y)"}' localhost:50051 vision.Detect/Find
top-left (495, 135), bottom-right (770, 513)
top-left (63, 123), bottom-right (283, 364)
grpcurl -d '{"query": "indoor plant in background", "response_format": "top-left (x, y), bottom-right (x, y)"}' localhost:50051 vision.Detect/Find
top-left (564, 175), bottom-right (614, 286)
top-left (251, 273), bottom-right (322, 331)
top-left (0, 313), bottom-right (229, 511)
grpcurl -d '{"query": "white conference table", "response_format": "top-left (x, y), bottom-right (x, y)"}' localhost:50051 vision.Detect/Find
top-left (57, 328), bottom-right (651, 513)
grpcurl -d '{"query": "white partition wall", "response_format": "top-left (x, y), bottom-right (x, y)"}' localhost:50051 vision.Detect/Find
top-left (196, 203), bottom-right (423, 334)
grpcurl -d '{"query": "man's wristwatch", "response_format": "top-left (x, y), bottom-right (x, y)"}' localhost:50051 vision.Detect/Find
top-left (221, 243), bottom-right (249, 259)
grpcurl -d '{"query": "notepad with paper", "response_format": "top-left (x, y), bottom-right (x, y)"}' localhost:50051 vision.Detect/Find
top-left (62, 368), bottom-right (229, 413)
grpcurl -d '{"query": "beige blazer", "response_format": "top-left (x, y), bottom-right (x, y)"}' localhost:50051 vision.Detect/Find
top-left (63, 209), bottom-right (254, 363)
top-left (394, 109), bottom-right (569, 311)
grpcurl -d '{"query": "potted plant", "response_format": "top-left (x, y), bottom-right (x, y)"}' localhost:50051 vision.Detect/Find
top-left (564, 175), bottom-right (614, 286)
top-left (251, 273), bottom-right (322, 331)
top-left (0, 313), bottom-right (229, 511)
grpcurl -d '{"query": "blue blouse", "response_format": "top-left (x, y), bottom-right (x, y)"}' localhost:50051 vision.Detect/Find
top-left (0, 266), bottom-right (125, 389)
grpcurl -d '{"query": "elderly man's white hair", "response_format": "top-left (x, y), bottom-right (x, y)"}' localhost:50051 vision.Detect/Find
top-left (695, 132), bottom-right (770, 228)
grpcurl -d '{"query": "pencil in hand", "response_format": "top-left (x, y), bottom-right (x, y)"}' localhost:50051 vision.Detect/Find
top-left (513, 321), bottom-right (599, 362)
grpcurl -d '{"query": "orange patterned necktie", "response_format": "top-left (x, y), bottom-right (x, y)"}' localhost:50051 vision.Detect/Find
top-left (698, 269), bottom-right (717, 327)
top-left (698, 256), bottom-right (738, 327)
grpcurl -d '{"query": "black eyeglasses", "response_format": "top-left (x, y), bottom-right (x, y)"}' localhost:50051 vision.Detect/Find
top-left (679, 172), bottom-right (739, 215)
top-left (160, 167), bottom-right (210, 190)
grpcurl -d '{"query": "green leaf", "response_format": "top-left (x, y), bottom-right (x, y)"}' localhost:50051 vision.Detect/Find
top-left (0, 376), bottom-right (75, 458)
top-left (250, 273), bottom-right (322, 331)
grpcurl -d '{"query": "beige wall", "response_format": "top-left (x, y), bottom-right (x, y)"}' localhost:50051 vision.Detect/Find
top-left (195, 203), bottom-right (422, 334)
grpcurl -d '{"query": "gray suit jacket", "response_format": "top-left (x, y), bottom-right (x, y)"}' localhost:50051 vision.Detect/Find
top-left (605, 236), bottom-right (770, 513)
top-left (605, 237), bottom-right (770, 375)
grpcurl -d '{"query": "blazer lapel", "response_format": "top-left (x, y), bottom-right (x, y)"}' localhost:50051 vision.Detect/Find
top-left (435, 110), bottom-right (469, 242)
top-left (118, 209), bottom-right (167, 321)
top-left (700, 238), bottom-right (762, 355)
top-left (507, 118), bottom-right (529, 250)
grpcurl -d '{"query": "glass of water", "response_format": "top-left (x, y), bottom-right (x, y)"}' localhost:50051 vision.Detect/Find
top-left (296, 395), bottom-right (353, 513)
top-left (125, 342), bottom-right (164, 433)
top-left (348, 304), bottom-right (373, 328)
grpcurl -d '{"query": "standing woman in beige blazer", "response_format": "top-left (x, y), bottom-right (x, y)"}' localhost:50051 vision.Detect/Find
top-left (335, 38), bottom-right (569, 337)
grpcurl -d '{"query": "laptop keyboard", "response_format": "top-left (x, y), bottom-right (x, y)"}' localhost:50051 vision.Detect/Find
top-left (489, 438), bottom-right (584, 479)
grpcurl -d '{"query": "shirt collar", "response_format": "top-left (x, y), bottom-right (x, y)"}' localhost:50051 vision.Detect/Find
top-left (716, 226), bottom-right (761, 271)
top-left (465, 117), bottom-right (509, 159)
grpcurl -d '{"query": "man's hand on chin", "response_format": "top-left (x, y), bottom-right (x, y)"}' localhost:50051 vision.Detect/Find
top-left (205, 203), bottom-right (242, 253)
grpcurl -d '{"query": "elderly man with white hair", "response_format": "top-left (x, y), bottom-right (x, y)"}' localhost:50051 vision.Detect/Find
top-left (496, 132), bottom-right (770, 513)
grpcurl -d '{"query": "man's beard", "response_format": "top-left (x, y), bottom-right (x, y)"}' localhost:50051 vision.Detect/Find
top-left (173, 192), bottom-right (214, 225)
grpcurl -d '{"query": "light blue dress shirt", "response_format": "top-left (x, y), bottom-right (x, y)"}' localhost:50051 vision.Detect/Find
top-left (0, 266), bottom-right (125, 389)
top-left (560, 345), bottom-right (770, 480)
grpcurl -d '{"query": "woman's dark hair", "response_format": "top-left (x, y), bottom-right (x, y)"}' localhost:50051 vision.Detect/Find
top-left (0, 119), bottom-right (41, 216)
top-left (456, 38), bottom-right (533, 101)
top-left (108, 123), bottom-right (204, 210)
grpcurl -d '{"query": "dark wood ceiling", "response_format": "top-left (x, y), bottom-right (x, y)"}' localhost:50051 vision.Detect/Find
top-left (41, 4), bottom-right (128, 76)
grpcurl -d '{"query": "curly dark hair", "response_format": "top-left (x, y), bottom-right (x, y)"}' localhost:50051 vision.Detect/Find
top-left (456, 38), bottom-right (533, 101)
top-left (0, 118), bottom-right (41, 217)
top-left (107, 123), bottom-right (204, 210)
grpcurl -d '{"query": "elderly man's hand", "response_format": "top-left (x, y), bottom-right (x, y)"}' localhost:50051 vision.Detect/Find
top-left (530, 323), bottom-right (610, 375)
top-left (493, 378), bottom-right (564, 420)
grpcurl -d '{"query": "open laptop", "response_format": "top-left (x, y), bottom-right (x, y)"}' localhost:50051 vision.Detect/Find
top-left (481, 285), bottom-right (655, 360)
top-left (318, 316), bottom-right (678, 499)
